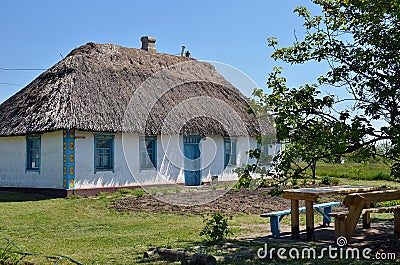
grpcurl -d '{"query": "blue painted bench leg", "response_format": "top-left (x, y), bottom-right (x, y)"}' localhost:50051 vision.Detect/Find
top-left (323, 207), bottom-right (332, 226)
top-left (270, 216), bottom-right (280, 238)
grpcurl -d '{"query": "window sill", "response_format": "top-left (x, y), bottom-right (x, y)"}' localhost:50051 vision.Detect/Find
top-left (140, 168), bottom-right (157, 172)
top-left (94, 169), bottom-right (115, 173)
top-left (25, 169), bottom-right (40, 174)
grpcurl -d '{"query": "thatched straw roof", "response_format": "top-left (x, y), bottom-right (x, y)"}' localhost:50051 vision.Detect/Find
top-left (0, 42), bottom-right (263, 137)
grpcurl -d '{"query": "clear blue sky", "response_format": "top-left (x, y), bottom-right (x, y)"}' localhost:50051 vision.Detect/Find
top-left (0, 0), bottom-right (324, 104)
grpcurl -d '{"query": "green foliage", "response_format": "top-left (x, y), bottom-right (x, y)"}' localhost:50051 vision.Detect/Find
top-left (117, 188), bottom-right (132, 194)
top-left (267, 187), bottom-right (284, 197)
top-left (96, 188), bottom-right (147, 199)
top-left (233, 165), bottom-right (254, 189)
top-left (134, 188), bottom-right (148, 197)
top-left (118, 188), bottom-right (147, 197)
top-left (200, 213), bottom-right (233, 243)
top-left (244, 0), bottom-right (400, 190)
top-left (378, 200), bottom-right (400, 207)
top-left (66, 194), bottom-right (82, 200)
top-left (319, 175), bottom-right (339, 186)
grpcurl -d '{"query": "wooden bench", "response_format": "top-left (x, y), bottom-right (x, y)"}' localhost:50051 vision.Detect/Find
top-left (329, 190), bottom-right (400, 239)
top-left (261, 202), bottom-right (340, 238)
top-left (329, 205), bottom-right (400, 238)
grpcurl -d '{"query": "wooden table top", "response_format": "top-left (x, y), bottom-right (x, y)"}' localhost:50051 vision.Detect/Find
top-left (282, 185), bottom-right (381, 200)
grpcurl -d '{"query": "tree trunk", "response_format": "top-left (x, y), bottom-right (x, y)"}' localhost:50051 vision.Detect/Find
top-left (311, 159), bottom-right (317, 181)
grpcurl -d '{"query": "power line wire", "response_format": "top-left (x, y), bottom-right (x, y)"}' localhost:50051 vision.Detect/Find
top-left (0, 82), bottom-right (23, 86)
top-left (0, 67), bottom-right (46, 71)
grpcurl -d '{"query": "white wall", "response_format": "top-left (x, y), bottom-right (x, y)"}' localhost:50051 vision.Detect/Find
top-left (0, 131), bottom-right (63, 188)
top-left (74, 132), bottom-right (257, 188)
top-left (74, 131), bottom-right (134, 188)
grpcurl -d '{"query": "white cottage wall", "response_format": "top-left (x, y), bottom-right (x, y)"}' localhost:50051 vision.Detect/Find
top-left (71, 131), bottom-right (259, 189)
top-left (200, 136), bottom-right (223, 181)
top-left (0, 131), bottom-right (63, 188)
top-left (74, 131), bottom-right (134, 188)
top-left (156, 134), bottom-right (184, 184)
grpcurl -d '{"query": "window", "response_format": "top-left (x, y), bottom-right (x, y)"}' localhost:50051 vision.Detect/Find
top-left (224, 137), bottom-right (237, 167)
top-left (140, 136), bottom-right (157, 169)
top-left (257, 140), bottom-right (273, 166)
top-left (26, 136), bottom-right (41, 172)
top-left (94, 135), bottom-right (114, 171)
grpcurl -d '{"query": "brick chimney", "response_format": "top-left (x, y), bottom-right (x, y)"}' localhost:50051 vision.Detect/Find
top-left (141, 36), bottom-right (156, 53)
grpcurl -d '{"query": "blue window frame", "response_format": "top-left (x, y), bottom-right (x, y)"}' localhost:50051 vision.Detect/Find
top-left (224, 137), bottom-right (237, 167)
top-left (140, 136), bottom-right (157, 169)
top-left (26, 136), bottom-right (41, 172)
top-left (94, 135), bottom-right (114, 172)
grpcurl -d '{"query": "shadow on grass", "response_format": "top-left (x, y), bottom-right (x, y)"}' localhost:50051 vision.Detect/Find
top-left (0, 191), bottom-right (55, 202)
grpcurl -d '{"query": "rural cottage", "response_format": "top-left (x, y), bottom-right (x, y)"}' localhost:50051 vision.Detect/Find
top-left (0, 36), bottom-right (272, 195)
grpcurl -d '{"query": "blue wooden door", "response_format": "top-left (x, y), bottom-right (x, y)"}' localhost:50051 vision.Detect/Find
top-left (183, 136), bottom-right (201, 186)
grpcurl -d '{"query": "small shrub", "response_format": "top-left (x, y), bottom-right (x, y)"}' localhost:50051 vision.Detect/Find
top-left (200, 213), bottom-right (232, 243)
top-left (117, 188), bottom-right (132, 194)
top-left (148, 188), bottom-right (158, 196)
top-left (331, 177), bottom-right (340, 185)
top-left (234, 174), bottom-right (252, 189)
top-left (268, 188), bottom-right (284, 196)
top-left (66, 194), bottom-right (82, 200)
top-left (130, 188), bottom-right (147, 197)
top-left (96, 191), bottom-right (110, 197)
top-left (320, 176), bottom-right (334, 185)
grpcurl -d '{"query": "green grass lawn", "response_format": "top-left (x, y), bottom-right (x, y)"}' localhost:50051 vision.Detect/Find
top-left (0, 192), bottom-right (270, 265)
top-left (0, 195), bottom-right (201, 264)
top-left (314, 162), bottom-right (397, 182)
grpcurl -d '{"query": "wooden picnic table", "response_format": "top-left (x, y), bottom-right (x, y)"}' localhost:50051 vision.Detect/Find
top-left (281, 185), bottom-right (380, 241)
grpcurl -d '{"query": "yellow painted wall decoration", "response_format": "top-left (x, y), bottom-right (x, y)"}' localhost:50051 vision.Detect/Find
top-left (69, 154), bottom-right (74, 163)
top-left (69, 179), bottom-right (74, 188)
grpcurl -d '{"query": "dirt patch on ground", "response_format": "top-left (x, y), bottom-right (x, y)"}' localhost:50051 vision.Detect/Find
top-left (112, 187), bottom-right (292, 215)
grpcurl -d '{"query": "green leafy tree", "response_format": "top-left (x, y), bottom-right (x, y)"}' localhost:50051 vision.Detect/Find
top-left (247, 0), bottom-right (400, 187)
